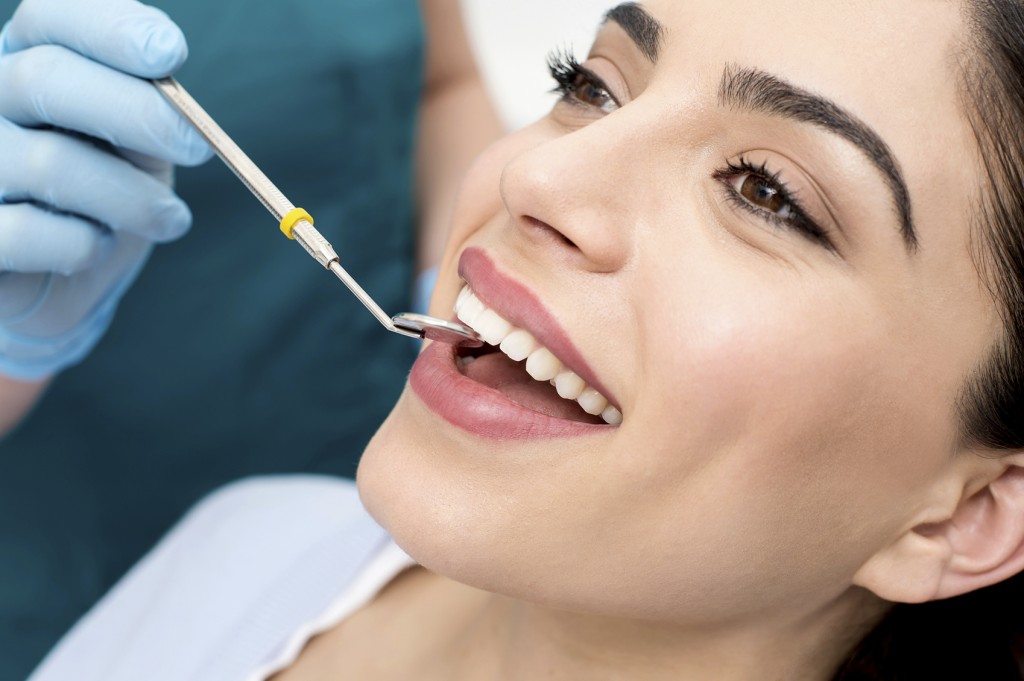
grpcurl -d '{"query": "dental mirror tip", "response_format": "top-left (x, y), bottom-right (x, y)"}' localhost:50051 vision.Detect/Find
top-left (392, 312), bottom-right (483, 348)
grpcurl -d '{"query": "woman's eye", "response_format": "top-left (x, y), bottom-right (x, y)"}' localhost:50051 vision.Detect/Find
top-left (714, 160), bottom-right (834, 251)
top-left (564, 71), bottom-right (618, 112)
top-left (548, 51), bottom-right (620, 114)
top-left (726, 173), bottom-right (797, 220)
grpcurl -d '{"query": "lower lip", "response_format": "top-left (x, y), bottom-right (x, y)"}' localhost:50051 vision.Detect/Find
top-left (409, 341), bottom-right (614, 440)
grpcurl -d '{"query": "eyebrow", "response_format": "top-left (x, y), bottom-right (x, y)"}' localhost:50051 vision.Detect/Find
top-left (602, 4), bottom-right (918, 251)
top-left (603, 3), bottom-right (663, 62)
top-left (719, 66), bottom-right (917, 250)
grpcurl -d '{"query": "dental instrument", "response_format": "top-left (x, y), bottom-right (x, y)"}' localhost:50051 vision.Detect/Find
top-left (151, 77), bottom-right (481, 348)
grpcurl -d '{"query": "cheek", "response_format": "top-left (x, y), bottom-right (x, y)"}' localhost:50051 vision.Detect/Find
top-left (619, 267), bottom-right (956, 582)
top-left (440, 123), bottom-right (555, 271)
top-left (637, 247), bottom-right (953, 479)
top-left (445, 147), bottom-right (502, 249)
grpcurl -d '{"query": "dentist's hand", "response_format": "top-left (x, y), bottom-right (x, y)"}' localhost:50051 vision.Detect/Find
top-left (0, 0), bottom-right (211, 380)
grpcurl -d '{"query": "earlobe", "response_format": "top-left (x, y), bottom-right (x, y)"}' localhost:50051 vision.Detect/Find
top-left (853, 465), bottom-right (1024, 604)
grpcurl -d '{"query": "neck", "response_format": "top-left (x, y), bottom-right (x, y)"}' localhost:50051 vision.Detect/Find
top-left (407, 574), bottom-right (888, 681)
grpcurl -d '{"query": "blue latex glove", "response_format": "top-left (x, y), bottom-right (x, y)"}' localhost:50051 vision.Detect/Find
top-left (0, 0), bottom-right (212, 380)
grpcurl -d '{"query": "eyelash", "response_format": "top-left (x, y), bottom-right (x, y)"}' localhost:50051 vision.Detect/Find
top-left (547, 51), bottom-right (833, 252)
top-left (547, 49), bottom-right (619, 112)
top-left (713, 158), bottom-right (834, 251)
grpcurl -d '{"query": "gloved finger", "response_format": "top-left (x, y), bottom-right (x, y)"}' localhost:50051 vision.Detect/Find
top-left (0, 45), bottom-right (211, 166)
top-left (0, 271), bottom-right (50, 322)
top-left (27, 231), bottom-right (149, 325)
top-left (0, 120), bottom-right (194, 242)
top-left (0, 202), bottom-right (111, 275)
top-left (2, 0), bottom-right (187, 78)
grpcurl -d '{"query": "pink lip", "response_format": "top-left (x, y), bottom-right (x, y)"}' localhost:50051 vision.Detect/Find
top-left (407, 247), bottom-right (616, 440)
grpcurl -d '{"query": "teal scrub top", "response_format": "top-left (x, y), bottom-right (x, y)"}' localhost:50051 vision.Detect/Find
top-left (0, 1), bottom-right (423, 677)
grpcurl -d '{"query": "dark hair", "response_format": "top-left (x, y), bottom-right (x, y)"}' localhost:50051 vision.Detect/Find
top-left (834, 2), bottom-right (1024, 679)
top-left (957, 0), bottom-right (1024, 452)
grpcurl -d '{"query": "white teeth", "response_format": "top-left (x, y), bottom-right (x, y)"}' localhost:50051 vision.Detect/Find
top-left (525, 347), bottom-right (561, 381)
top-left (455, 285), bottom-right (471, 313)
top-left (456, 293), bottom-right (486, 328)
top-left (453, 283), bottom-right (622, 426)
top-left (601, 405), bottom-right (623, 426)
top-left (577, 387), bottom-right (608, 416)
top-left (475, 309), bottom-right (513, 346)
top-left (554, 371), bottom-right (585, 400)
top-left (499, 329), bottom-right (537, 362)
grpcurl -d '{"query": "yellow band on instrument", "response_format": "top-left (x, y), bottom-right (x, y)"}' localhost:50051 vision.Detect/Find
top-left (279, 207), bottom-right (314, 239)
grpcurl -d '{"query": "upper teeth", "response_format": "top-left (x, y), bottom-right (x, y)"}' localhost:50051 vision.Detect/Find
top-left (454, 284), bottom-right (622, 426)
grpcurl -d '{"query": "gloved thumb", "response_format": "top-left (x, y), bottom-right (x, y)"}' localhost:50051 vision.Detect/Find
top-left (2, 0), bottom-right (187, 78)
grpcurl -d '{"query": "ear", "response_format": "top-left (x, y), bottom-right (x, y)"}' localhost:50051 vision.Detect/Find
top-left (853, 462), bottom-right (1024, 603)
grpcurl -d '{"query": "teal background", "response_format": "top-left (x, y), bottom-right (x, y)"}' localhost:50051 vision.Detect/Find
top-left (0, 1), bottom-right (423, 677)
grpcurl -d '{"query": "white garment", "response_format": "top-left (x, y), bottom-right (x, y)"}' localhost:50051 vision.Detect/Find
top-left (28, 476), bottom-right (415, 681)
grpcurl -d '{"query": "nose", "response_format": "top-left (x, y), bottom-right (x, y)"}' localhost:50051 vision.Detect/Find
top-left (498, 115), bottom-right (640, 274)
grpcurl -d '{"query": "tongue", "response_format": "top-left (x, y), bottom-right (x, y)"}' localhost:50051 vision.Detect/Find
top-left (461, 352), bottom-right (603, 424)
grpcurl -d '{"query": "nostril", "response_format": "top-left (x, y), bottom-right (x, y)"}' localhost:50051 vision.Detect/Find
top-left (523, 216), bottom-right (578, 250)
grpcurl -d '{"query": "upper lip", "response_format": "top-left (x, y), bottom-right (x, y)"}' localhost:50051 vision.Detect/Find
top-left (457, 247), bottom-right (618, 409)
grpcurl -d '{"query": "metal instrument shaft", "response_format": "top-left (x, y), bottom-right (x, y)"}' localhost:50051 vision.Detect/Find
top-left (151, 76), bottom-right (422, 339)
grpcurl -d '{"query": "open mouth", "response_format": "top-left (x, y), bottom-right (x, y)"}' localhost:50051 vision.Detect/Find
top-left (453, 284), bottom-right (622, 426)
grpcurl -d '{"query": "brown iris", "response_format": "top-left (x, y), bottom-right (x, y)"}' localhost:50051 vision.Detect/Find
top-left (739, 175), bottom-right (788, 214)
top-left (571, 72), bottom-right (615, 110)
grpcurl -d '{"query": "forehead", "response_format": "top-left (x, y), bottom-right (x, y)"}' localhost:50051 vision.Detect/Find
top-left (636, 0), bottom-right (969, 134)
top-left (640, 0), bottom-right (966, 83)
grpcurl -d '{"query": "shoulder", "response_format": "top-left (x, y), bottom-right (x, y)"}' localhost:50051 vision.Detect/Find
top-left (149, 475), bottom-right (385, 575)
top-left (30, 475), bottom-right (391, 681)
top-left (174, 474), bottom-right (375, 547)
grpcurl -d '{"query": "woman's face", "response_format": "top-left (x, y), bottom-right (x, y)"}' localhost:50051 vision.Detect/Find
top-left (359, 0), bottom-right (995, 623)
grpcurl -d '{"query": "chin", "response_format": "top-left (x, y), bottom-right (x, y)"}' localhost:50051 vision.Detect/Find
top-left (356, 390), bottom-right (417, 530)
top-left (356, 379), bottom-right (652, 615)
top-left (356, 390), bottom-right (486, 581)
top-left (356, 388), bottom-right (554, 602)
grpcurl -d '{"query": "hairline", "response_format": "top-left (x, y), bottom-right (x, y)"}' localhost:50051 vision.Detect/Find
top-left (952, 2), bottom-right (1024, 453)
